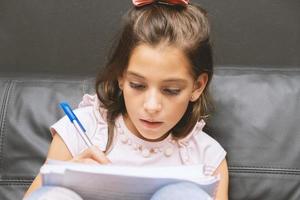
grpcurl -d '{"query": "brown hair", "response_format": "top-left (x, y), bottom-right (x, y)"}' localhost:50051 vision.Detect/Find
top-left (96, 3), bottom-right (214, 153)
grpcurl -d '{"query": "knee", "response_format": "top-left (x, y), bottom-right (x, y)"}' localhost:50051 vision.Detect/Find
top-left (151, 182), bottom-right (212, 200)
top-left (24, 186), bottom-right (83, 200)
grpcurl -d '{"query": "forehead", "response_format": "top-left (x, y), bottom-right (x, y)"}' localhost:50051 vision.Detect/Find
top-left (126, 44), bottom-right (194, 81)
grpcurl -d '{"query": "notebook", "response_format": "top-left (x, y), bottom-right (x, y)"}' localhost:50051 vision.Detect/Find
top-left (40, 160), bottom-right (219, 200)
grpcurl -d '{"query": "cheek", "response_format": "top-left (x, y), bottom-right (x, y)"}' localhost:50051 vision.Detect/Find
top-left (171, 91), bottom-right (192, 108)
top-left (123, 88), bottom-right (132, 100)
top-left (122, 87), bottom-right (140, 110)
top-left (165, 97), bottom-right (190, 119)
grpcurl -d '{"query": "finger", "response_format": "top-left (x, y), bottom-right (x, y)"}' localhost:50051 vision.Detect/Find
top-left (89, 146), bottom-right (111, 164)
top-left (70, 157), bottom-right (103, 165)
top-left (71, 158), bottom-right (99, 165)
top-left (81, 158), bottom-right (100, 165)
top-left (70, 157), bottom-right (86, 163)
top-left (77, 146), bottom-right (111, 164)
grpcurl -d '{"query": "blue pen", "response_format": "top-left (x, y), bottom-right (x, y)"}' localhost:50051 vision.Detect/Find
top-left (59, 102), bottom-right (93, 147)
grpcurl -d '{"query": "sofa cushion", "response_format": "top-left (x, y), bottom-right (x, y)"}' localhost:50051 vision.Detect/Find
top-left (0, 67), bottom-right (299, 199)
top-left (208, 67), bottom-right (300, 199)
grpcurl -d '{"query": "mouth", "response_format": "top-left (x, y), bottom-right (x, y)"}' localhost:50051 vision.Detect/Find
top-left (140, 119), bottom-right (163, 128)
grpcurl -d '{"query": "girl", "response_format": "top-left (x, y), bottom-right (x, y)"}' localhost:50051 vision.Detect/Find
top-left (24, 0), bottom-right (228, 199)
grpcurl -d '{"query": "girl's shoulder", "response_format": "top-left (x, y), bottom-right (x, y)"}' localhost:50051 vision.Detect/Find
top-left (78, 93), bottom-right (108, 123)
top-left (50, 94), bottom-right (109, 156)
top-left (177, 120), bottom-right (227, 175)
top-left (178, 120), bottom-right (221, 146)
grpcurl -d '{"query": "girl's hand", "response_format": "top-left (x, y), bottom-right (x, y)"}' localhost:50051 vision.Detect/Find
top-left (70, 145), bottom-right (111, 165)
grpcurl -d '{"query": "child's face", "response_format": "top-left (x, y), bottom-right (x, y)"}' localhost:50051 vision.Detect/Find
top-left (119, 44), bottom-right (208, 141)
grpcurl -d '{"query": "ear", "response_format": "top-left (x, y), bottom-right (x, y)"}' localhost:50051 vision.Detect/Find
top-left (190, 73), bottom-right (209, 102)
top-left (117, 76), bottom-right (124, 90)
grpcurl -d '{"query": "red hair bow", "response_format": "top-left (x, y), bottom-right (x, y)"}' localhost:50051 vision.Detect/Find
top-left (132, 0), bottom-right (189, 7)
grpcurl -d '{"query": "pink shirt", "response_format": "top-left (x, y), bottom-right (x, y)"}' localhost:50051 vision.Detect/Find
top-left (50, 94), bottom-right (226, 175)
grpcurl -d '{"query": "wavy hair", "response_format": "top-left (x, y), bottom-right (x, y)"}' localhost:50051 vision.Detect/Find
top-left (95, 3), bottom-right (214, 153)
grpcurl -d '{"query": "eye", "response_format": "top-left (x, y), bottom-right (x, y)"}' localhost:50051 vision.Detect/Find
top-left (162, 88), bottom-right (181, 96)
top-left (129, 82), bottom-right (145, 90)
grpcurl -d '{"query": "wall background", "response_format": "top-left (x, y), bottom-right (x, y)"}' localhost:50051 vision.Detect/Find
top-left (0, 0), bottom-right (299, 75)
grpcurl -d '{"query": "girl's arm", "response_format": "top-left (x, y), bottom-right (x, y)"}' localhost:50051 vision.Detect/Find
top-left (214, 159), bottom-right (229, 200)
top-left (24, 132), bottom-right (110, 198)
top-left (24, 133), bottom-right (72, 197)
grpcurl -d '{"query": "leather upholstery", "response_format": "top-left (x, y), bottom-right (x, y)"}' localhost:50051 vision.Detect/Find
top-left (1, 67), bottom-right (299, 199)
top-left (0, 0), bottom-right (299, 199)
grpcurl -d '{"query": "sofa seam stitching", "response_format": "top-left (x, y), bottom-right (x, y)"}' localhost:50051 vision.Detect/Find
top-left (229, 165), bottom-right (300, 171)
top-left (228, 170), bottom-right (300, 176)
top-left (0, 80), bottom-right (13, 174)
top-left (215, 66), bottom-right (300, 72)
top-left (12, 80), bottom-right (82, 84)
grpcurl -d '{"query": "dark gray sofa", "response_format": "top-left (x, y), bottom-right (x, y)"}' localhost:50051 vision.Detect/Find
top-left (0, 0), bottom-right (299, 199)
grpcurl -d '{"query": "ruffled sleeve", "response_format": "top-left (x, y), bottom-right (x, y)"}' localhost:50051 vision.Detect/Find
top-left (177, 120), bottom-right (226, 175)
top-left (49, 94), bottom-right (109, 156)
top-left (78, 94), bottom-right (107, 123)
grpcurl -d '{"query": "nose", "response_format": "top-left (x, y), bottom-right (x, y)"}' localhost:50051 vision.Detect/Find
top-left (143, 89), bottom-right (162, 114)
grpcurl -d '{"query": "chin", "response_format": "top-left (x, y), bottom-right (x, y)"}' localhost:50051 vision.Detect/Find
top-left (138, 127), bottom-right (169, 140)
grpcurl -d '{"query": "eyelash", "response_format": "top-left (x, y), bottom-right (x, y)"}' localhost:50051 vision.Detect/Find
top-left (129, 82), bottom-right (181, 96)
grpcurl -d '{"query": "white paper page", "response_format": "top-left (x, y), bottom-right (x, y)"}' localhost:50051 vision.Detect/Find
top-left (41, 160), bottom-right (219, 200)
top-left (63, 170), bottom-right (218, 200)
top-left (44, 160), bottom-right (206, 179)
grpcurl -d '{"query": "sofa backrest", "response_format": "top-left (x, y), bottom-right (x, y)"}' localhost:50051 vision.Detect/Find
top-left (1, 67), bottom-right (300, 199)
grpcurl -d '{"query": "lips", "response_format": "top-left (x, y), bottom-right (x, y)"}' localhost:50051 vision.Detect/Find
top-left (140, 119), bottom-right (163, 128)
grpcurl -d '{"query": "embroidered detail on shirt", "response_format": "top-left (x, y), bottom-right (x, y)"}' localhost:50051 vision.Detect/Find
top-left (117, 124), bottom-right (176, 158)
top-left (179, 146), bottom-right (190, 164)
top-left (176, 120), bottom-right (206, 164)
top-left (164, 146), bottom-right (173, 157)
top-left (116, 119), bottom-right (176, 158)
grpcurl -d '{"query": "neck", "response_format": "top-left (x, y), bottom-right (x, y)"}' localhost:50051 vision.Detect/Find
top-left (135, 130), bottom-right (170, 142)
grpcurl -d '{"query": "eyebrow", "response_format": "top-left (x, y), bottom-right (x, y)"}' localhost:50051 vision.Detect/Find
top-left (126, 71), bottom-right (188, 84)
